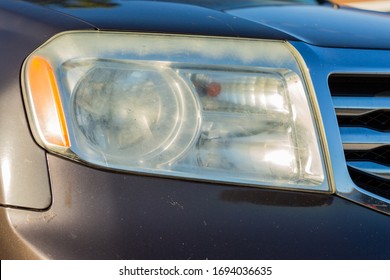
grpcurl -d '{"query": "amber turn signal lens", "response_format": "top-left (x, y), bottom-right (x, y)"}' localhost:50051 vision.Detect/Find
top-left (27, 56), bottom-right (70, 147)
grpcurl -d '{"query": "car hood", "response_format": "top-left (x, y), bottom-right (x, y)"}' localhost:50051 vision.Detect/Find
top-left (27, 0), bottom-right (390, 50)
top-left (227, 4), bottom-right (390, 50)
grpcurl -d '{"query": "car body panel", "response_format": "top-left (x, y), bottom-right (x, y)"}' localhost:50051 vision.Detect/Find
top-left (4, 154), bottom-right (390, 259)
top-left (228, 5), bottom-right (390, 50)
top-left (1, 0), bottom-right (390, 259)
top-left (34, 0), bottom-right (298, 40)
top-left (25, 0), bottom-right (390, 50)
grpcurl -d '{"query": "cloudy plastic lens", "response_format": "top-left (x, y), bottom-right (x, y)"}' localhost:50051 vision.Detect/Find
top-left (176, 69), bottom-right (323, 186)
top-left (70, 61), bottom-right (201, 166)
top-left (189, 71), bottom-right (289, 114)
top-left (22, 32), bottom-right (329, 192)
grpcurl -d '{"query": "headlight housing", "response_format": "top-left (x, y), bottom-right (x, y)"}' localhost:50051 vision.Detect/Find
top-left (22, 31), bottom-right (331, 192)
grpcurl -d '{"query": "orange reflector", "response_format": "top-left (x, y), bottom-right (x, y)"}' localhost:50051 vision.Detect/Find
top-left (28, 56), bottom-right (70, 147)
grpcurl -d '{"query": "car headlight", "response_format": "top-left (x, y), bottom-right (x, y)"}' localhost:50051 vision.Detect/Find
top-left (22, 31), bottom-right (332, 192)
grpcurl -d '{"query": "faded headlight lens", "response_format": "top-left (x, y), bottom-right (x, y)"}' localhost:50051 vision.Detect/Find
top-left (71, 61), bottom-right (201, 166)
top-left (22, 32), bottom-right (330, 192)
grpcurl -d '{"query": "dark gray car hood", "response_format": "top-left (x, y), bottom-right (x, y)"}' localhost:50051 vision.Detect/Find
top-left (228, 4), bottom-right (390, 49)
top-left (28, 0), bottom-right (390, 50)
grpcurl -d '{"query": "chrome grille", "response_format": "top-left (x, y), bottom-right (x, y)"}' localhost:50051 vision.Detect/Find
top-left (329, 74), bottom-right (390, 200)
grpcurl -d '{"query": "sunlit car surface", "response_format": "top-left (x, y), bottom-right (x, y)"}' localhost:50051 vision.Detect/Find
top-left (1, 0), bottom-right (390, 259)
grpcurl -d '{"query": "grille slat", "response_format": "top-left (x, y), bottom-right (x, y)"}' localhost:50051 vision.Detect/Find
top-left (340, 127), bottom-right (390, 150)
top-left (348, 161), bottom-right (390, 180)
top-left (329, 74), bottom-right (390, 199)
top-left (333, 97), bottom-right (390, 110)
top-left (348, 167), bottom-right (390, 200)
